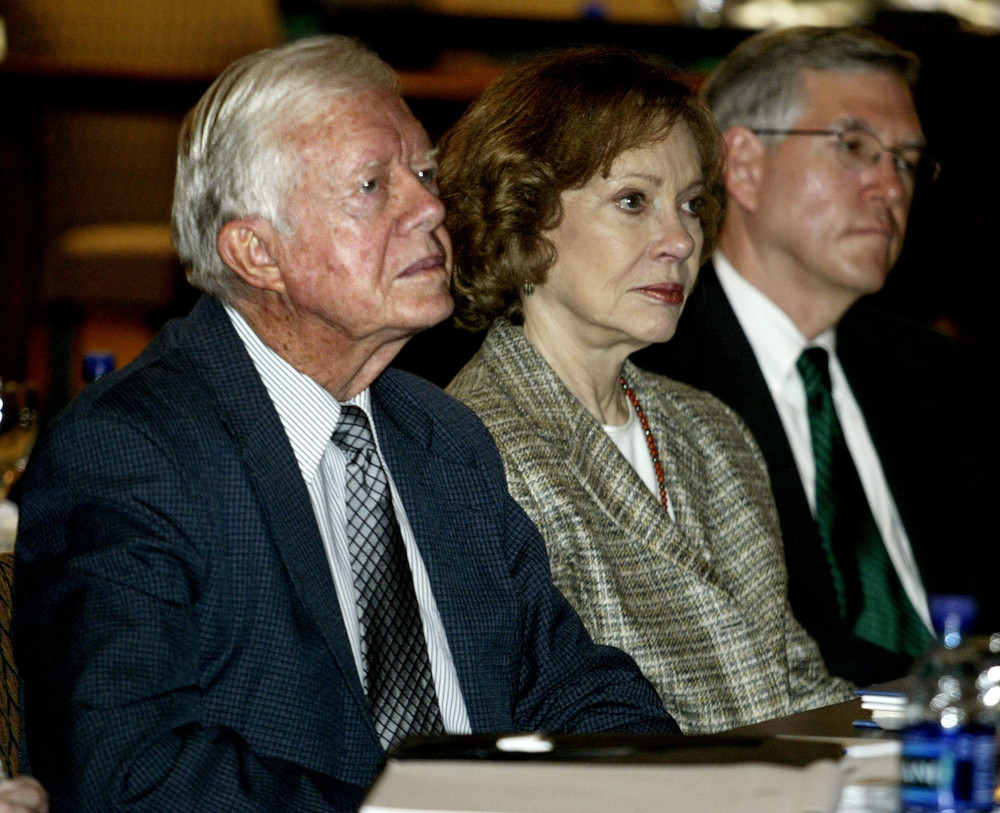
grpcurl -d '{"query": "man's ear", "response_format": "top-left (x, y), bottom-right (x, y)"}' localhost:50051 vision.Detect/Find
top-left (722, 126), bottom-right (767, 213)
top-left (217, 218), bottom-right (286, 294)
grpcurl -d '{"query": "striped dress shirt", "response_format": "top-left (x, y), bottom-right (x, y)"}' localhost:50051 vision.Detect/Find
top-left (225, 305), bottom-right (471, 734)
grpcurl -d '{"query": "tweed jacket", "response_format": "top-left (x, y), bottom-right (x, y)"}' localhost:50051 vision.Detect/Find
top-left (13, 297), bottom-right (675, 812)
top-left (448, 319), bottom-right (853, 734)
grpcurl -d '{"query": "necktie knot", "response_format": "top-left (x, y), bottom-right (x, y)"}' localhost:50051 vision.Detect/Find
top-left (332, 404), bottom-right (374, 456)
top-left (797, 346), bottom-right (833, 396)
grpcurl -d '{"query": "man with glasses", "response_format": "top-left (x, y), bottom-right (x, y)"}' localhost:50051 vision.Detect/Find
top-left (636, 26), bottom-right (993, 687)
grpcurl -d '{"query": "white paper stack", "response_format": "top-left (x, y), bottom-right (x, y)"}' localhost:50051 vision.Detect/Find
top-left (857, 691), bottom-right (908, 730)
top-left (361, 732), bottom-right (850, 813)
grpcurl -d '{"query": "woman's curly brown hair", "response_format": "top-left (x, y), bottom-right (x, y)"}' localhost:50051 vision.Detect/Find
top-left (438, 44), bottom-right (724, 332)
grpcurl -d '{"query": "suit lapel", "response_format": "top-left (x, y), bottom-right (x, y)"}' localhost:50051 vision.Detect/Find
top-left (835, 308), bottom-right (923, 548)
top-left (834, 307), bottom-right (941, 596)
top-left (483, 321), bottom-right (709, 575)
top-left (370, 371), bottom-right (513, 729)
top-left (620, 368), bottom-right (724, 573)
top-left (563, 405), bottom-right (713, 575)
top-left (180, 298), bottom-right (372, 723)
top-left (666, 267), bottom-right (846, 637)
top-left (682, 269), bottom-right (797, 474)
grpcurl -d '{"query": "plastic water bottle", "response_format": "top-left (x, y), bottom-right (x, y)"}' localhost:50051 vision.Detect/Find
top-left (900, 595), bottom-right (998, 812)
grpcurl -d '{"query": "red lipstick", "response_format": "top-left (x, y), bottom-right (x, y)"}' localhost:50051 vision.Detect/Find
top-left (638, 282), bottom-right (685, 305)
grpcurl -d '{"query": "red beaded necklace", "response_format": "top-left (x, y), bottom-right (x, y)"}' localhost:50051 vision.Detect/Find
top-left (620, 376), bottom-right (669, 511)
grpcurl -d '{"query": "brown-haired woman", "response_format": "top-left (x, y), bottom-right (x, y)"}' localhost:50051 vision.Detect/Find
top-left (442, 45), bottom-right (853, 734)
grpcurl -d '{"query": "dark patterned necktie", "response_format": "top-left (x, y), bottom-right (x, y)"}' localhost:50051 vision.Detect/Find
top-left (797, 347), bottom-right (932, 657)
top-left (331, 405), bottom-right (444, 751)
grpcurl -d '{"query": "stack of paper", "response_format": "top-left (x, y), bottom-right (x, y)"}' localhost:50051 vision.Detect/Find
top-left (857, 690), bottom-right (908, 730)
top-left (361, 732), bottom-right (850, 813)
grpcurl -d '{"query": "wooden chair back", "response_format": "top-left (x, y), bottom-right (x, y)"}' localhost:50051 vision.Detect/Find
top-left (0, 551), bottom-right (20, 775)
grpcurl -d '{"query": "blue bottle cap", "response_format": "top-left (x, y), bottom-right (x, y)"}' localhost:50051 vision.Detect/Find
top-left (82, 352), bottom-right (116, 382)
top-left (930, 594), bottom-right (977, 645)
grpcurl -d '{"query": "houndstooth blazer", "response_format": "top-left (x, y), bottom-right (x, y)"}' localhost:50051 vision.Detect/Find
top-left (448, 318), bottom-right (854, 734)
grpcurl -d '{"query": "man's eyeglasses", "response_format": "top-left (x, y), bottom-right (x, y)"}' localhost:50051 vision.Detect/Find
top-left (750, 126), bottom-right (941, 194)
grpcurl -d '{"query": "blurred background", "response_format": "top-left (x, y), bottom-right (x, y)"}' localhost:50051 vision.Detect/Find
top-left (0, 0), bottom-right (997, 420)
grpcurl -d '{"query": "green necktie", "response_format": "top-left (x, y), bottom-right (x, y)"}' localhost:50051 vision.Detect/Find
top-left (797, 347), bottom-right (932, 658)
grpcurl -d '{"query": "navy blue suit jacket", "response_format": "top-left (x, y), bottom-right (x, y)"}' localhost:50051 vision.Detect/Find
top-left (14, 297), bottom-right (675, 811)
top-left (635, 265), bottom-right (997, 687)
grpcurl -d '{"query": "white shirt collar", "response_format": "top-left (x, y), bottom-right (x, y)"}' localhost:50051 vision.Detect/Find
top-left (713, 251), bottom-right (836, 395)
top-left (710, 255), bottom-right (930, 630)
top-left (224, 304), bottom-right (371, 484)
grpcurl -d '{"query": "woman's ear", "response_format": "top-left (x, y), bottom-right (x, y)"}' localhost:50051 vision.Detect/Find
top-left (217, 218), bottom-right (286, 294)
top-left (721, 126), bottom-right (767, 214)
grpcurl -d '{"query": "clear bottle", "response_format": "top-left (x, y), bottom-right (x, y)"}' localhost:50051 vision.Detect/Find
top-left (900, 595), bottom-right (998, 812)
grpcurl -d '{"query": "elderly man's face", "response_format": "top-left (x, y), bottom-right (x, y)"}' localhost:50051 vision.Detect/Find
top-left (271, 89), bottom-right (453, 349)
top-left (750, 69), bottom-right (923, 312)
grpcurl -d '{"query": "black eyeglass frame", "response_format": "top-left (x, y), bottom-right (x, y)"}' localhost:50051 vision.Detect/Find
top-left (750, 126), bottom-right (942, 190)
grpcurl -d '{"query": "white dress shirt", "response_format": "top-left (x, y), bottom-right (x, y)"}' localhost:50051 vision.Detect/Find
top-left (713, 254), bottom-right (931, 631)
top-left (226, 305), bottom-right (471, 733)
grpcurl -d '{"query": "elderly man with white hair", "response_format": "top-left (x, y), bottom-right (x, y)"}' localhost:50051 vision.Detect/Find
top-left (13, 35), bottom-right (675, 812)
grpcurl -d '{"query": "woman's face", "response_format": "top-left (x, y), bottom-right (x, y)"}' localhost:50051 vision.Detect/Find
top-left (528, 124), bottom-right (707, 357)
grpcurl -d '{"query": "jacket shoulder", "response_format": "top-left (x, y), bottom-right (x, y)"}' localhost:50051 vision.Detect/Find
top-left (629, 367), bottom-right (748, 428)
top-left (377, 366), bottom-right (505, 462)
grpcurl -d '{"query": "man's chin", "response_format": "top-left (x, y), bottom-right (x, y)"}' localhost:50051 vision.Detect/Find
top-left (396, 292), bottom-right (456, 338)
top-left (840, 256), bottom-right (894, 298)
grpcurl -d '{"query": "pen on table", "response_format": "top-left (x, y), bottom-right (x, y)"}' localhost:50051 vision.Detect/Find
top-left (852, 719), bottom-right (881, 729)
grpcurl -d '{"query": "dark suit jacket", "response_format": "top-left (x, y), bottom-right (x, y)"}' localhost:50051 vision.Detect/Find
top-left (14, 296), bottom-right (675, 812)
top-left (634, 264), bottom-right (997, 687)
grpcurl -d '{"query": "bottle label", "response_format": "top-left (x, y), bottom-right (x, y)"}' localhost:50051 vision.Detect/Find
top-left (901, 723), bottom-right (997, 811)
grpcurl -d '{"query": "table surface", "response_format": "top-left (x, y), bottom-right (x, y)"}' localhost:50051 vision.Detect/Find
top-left (726, 677), bottom-right (911, 740)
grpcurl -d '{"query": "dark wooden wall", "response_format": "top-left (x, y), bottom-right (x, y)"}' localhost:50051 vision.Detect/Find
top-left (2, 10), bottom-right (996, 397)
